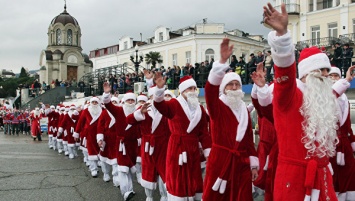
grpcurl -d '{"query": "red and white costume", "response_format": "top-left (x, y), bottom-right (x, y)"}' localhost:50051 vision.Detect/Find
top-left (153, 76), bottom-right (212, 200)
top-left (203, 63), bottom-right (259, 201)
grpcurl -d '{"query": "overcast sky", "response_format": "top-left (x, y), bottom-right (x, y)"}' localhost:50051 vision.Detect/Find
top-left (0, 0), bottom-right (271, 74)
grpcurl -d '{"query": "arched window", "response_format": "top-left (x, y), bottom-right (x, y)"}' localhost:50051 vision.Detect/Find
top-left (67, 29), bottom-right (72, 45)
top-left (205, 49), bottom-right (215, 61)
top-left (56, 29), bottom-right (61, 45)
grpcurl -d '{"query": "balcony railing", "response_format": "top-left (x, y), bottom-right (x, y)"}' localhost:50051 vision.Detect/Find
top-left (275, 3), bottom-right (300, 14)
top-left (296, 36), bottom-right (339, 50)
top-left (339, 33), bottom-right (355, 44)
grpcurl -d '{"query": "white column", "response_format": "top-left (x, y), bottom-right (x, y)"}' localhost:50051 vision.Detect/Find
top-left (332, 0), bottom-right (336, 7)
top-left (313, 0), bottom-right (317, 11)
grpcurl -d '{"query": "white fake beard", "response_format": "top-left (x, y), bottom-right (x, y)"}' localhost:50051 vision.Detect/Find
top-left (225, 89), bottom-right (244, 110)
top-left (123, 103), bottom-right (136, 116)
top-left (34, 110), bottom-right (40, 117)
top-left (300, 71), bottom-right (339, 158)
top-left (164, 97), bottom-right (172, 101)
top-left (68, 110), bottom-right (74, 117)
top-left (88, 105), bottom-right (101, 116)
top-left (184, 91), bottom-right (199, 110)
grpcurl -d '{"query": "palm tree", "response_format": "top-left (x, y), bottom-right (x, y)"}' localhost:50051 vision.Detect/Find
top-left (145, 51), bottom-right (163, 68)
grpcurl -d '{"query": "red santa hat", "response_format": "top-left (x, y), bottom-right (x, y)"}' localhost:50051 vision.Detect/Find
top-left (329, 66), bottom-right (341, 77)
top-left (60, 104), bottom-right (65, 111)
top-left (50, 105), bottom-right (55, 109)
top-left (219, 72), bottom-right (242, 93)
top-left (298, 47), bottom-right (331, 79)
top-left (179, 76), bottom-right (197, 93)
top-left (56, 105), bottom-right (60, 110)
top-left (90, 96), bottom-right (100, 104)
top-left (111, 97), bottom-right (119, 103)
top-left (123, 92), bottom-right (136, 102)
top-left (35, 107), bottom-right (39, 111)
top-left (70, 104), bottom-right (76, 110)
top-left (65, 106), bottom-right (70, 112)
top-left (137, 94), bottom-right (148, 102)
top-left (148, 85), bottom-right (157, 97)
top-left (164, 90), bottom-right (176, 98)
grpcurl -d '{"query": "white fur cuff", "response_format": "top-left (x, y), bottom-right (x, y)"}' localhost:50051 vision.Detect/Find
top-left (96, 134), bottom-right (104, 142)
top-left (73, 132), bottom-right (79, 138)
top-left (208, 61), bottom-right (229, 86)
top-left (268, 30), bottom-right (295, 67)
top-left (203, 148), bottom-right (211, 158)
top-left (134, 110), bottom-right (145, 121)
top-left (257, 85), bottom-right (272, 107)
top-left (102, 92), bottom-right (112, 104)
top-left (333, 79), bottom-right (350, 96)
top-left (251, 84), bottom-right (258, 99)
top-left (351, 142), bottom-right (355, 152)
top-left (249, 156), bottom-right (259, 170)
top-left (154, 87), bottom-right (165, 103)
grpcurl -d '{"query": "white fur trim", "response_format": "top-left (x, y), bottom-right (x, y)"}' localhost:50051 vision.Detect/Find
top-left (164, 90), bottom-right (176, 98)
top-left (73, 132), bottom-right (79, 138)
top-left (179, 78), bottom-right (197, 94)
top-left (247, 103), bottom-right (254, 113)
top-left (134, 110), bottom-right (145, 121)
top-left (249, 156), bottom-right (259, 170)
top-left (154, 87), bottom-right (165, 103)
top-left (251, 84), bottom-right (258, 99)
top-left (208, 61), bottom-right (229, 86)
top-left (268, 30), bottom-right (295, 67)
top-left (117, 165), bottom-right (129, 173)
top-left (263, 155), bottom-right (269, 171)
top-left (346, 191), bottom-right (355, 200)
top-left (203, 148), bottom-right (211, 158)
top-left (58, 127), bottom-right (63, 133)
top-left (220, 180), bottom-right (227, 194)
top-left (88, 155), bottom-right (98, 161)
top-left (298, 53), bottom-right (331, 79)
top-left (304, 195), bottom-right (310, 201)
top-left (102, 93), bottom-right (111, 104)
top-left (141, 178), bottom-right (157, 190)
top-left (311, 189), bottom-right (320, 200)
top-left (333, 79), bottom-right (350, 96)
top-left (167, 192), bottom-right (194, 201)
top-left (148, 86), bottom-right (157, 97)
top-left (98, 155), bottom-right (117, 165)
top-left (137, 95), bottom-right (148, 102)
top-left (123, 93), bottom-right (136, 102)
top-left (212, 177), bottom-right (222, 191)
top-left (338, 193), bottom-right (347, 201)
top-left (329, 67), bottom-right (341, 77)
top-left (219, 72), bottom-right (242, 94)
top-left (96, 134), bottom-right (104, 142)
top-left (136, 156), bottom-right (141, 163)
top-left (351, 142), bottom-right (355, 152)
top-left (146, 78), bottom-right (154, 89)
top-left (176, 96), bottom-right (202, 133)
top-left (90, 97), bottom-right (100, 104)
top-left (111, 96), bottom-right (119, 103)
top-left (257, 85), bottom-right (272, 107)
top-left (194, 193), bottom-right (202, 200)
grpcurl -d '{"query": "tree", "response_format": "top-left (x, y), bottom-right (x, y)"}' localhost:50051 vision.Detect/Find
top-left (145, 51), bottom-right (163, 68)
top-left (19, 67), bottom-right (28, 78)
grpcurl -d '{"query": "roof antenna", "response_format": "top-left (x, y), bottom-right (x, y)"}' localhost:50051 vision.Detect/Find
top-left (64, 0), bottom-right (67, 11)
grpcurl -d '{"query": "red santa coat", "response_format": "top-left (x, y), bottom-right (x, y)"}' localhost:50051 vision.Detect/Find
top-left (30, 113), bottom-right (41, 138)
top-left (126, 103), bottom-right (170, 190)
top-left (97, 109), bottom-right (118, 165)
top-left (154, 92), bottom-right (212, 200)
top-left (56, 113), bottom-right (65, 142)
top-left (103, 100), bottom-right (139, 173)
top-left (73, 109), bottom-right (100, 160)
top-left (58, 112), bottom-right (76, 146)
top-left (203, 81), bottom-right (258, 201)
top-left (330, 95), bottom-right (355, 200)
top-left (47, 111), bottom-right (59, 138)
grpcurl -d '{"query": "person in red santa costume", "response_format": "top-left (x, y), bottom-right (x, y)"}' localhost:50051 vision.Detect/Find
top-left (97, 96), bottom-right (119, 184)
top-left (262, 3), bottom-right (355, 200)
top-left (101, 87), bottom-right (140, 201)
top-left (58, 104), bottom-right (79, 159)
top-left (126, 84), bottom-right (170, 201)
top-left (59, 106), bottom-right (71, 156)
top-left (328, 66), bottom-right (355, 201)
top-left (202, 38), bottom-right (259, 201)
top-left (46, 105), bottom-right (60, 150)
top-left (135, 93), bottom-right (148, 184)
top-left (45, 105), bottom-right (56, 149)
top-left (30, 107), bottom-right (42, 141)
top-left (153, 73), bottom-right (212, 200)
top-left (56, 105), bottom-right (66, 154)
top-left (73, 97), bottom-right (102, 177)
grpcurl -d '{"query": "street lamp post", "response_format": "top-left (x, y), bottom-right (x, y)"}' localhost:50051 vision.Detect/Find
top-left (130, 44), bottom-right (144, 82)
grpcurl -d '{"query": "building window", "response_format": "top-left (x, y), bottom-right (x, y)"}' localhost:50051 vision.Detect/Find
top-left (352, 0), bottom-right (355, 3)
top-left (185, 51), bottom-right (191, 64)
top-left (172, 54), bottom-right (177, 66)
top-left (159, 32), bottom-right (163, 42)
top-left (67, 29), bottom-right (72, 45)
top-left (328, 23), bottom-right (338, 38)
top-left (205, 49), bottom-right (215, 62)
top-left (56, 29), bottom-right (61, 45)
top-left (124, 41), bottom-right (128, 50)
top-left (317, 0), bottom-right (332, 10)
top-left (311, 26), bottom-right (320, 46)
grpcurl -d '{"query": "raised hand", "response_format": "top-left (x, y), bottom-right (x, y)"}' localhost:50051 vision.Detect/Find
top-left (154, 72), bottom-right (166, 89)
top-left (251, 62), bottom-right (266, 87)
top-left (140, 102), bottom-right (151, 114)
top-left (346, 65), bottom-right (355, 82)
top-left (220, 38), bottom-right (234, 64)
top-left (103, 82), bottom-right (111, 94)
top-left (143, 69), bottom-right (154, 79)
top-left (263, 3), bottom-right (288, 36)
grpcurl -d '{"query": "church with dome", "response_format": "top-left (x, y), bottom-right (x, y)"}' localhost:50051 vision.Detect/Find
top-left (39, 3), bottom-right (92, 85)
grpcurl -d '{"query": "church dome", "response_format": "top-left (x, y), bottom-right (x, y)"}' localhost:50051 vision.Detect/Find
top-left (50, 5), bottom-right (79, 26)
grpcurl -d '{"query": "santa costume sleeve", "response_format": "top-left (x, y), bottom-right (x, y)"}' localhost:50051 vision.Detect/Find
top-left (97, 110), bottom-right (108, 143)
top-left (153, 87), bottom-right (176, 119)
top-left (73, 110), bottom-right (87, 139)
